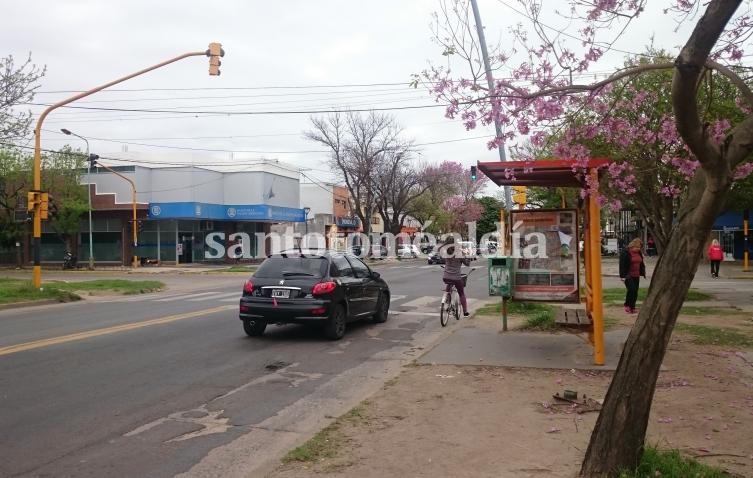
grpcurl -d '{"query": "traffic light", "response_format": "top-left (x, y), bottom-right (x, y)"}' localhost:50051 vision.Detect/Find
top-left (88, 153), bottom-right (99, 166)
top-left (39, 192), bottom-right (49, 220)
top-left (207, 42), bottom-right (225, 76)
top-left (470, 165), bottom-right (477, 182)
top-left (27, 191), bottom-right (38, 212)
top-left (512, 185), bottom-right (527, 207)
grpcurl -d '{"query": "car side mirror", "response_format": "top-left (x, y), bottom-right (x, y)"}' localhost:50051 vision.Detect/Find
top-left (371, 271), bottom-right (381, 279)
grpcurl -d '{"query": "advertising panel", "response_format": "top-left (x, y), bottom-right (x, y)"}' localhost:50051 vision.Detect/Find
top-left (510, 209), bottom-right (579, 302)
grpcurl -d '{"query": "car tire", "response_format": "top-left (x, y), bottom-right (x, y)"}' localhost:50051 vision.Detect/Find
top-left (325, 304), bottom-right (347, 340)
top-left (243, 319), bottom-right (266, 337)
top-left (372, 292), bottom-right (390, 323)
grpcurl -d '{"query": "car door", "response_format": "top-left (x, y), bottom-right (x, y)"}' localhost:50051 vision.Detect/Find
top-left (331, 255), bottom-right (361, 318)
top-left (347, 255), bottom-right (379, 316)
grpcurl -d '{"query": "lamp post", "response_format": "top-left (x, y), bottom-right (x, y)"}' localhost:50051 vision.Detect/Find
top-left (303, 207), bottom-right (311, 248)
top-left (61, 128), bottom-right (94, 270)
top-left (91, 159), bottom-right (139, 269)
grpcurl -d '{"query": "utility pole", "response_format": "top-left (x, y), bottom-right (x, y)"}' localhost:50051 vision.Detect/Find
top-left (469, 0), bottom-right (512, 213)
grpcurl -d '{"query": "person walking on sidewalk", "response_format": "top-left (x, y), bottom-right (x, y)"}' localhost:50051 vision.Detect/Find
top-left (440, 236), bottom-right (471, 317)
top-left (707, 239), bottom-right (724, 278)
top-left (619, 238), bottom-right (646, 314)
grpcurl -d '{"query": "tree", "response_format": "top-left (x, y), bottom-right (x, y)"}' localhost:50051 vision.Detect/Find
top-left (476, 196), bottom-right (503, 242)
top-left (542, 51), bottom-right (747, 255)
top-left (1, 54), bottom-right (45, 143)
top-left (305, 111), bottom-right (410, 238)
top-left (374, 154), bottom-right (437, 235)
top-left (0, 148), bottom-right (31, 252)
top-left (421, 1), bottom-right (753, 475)
top-left (42, 147), bottom-right (88, 252)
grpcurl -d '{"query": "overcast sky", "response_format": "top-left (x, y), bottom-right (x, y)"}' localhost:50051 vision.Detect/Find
top-left (4, 0), bottom-right (690, 190)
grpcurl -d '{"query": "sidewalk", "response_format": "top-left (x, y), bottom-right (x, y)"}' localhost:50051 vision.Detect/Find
top-left (260, 266), bottom-right (753, 478)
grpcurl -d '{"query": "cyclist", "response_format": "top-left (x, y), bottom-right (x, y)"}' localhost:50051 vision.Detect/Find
top-left (440, 236), bottom-right (471, 317)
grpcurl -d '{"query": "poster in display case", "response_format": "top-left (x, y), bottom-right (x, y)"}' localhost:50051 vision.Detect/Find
top-left (510, 209), bottom-right (580, 302)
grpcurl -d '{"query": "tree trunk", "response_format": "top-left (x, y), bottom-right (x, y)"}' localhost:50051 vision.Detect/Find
top-left (580, 175), bottom-right (727, 476)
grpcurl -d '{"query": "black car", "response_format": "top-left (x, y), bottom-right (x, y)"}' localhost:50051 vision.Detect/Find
top-left (239, 249), bottom-right (390, 340)
top-left (427, 249), bottom-right (445, 265)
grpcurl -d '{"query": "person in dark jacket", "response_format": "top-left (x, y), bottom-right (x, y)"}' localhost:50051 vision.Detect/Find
top-left (619, 238), bottom-right (646, 314)
top-left (440, 236), bottom-right (471, 316)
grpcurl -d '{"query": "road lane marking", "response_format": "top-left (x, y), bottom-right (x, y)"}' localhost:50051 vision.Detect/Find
top-left (187, 292), bottom-right (239, 302)
top-left (153, 291), bottom-right (223, 302)
top-left (0, 305), bottom-right (235, 357)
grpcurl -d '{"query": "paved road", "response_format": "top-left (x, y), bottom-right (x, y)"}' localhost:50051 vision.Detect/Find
top-left (0, 260), bottom-right (488, 478)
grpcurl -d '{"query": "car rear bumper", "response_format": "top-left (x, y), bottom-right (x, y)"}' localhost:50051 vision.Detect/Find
top-left (239, 298), bottom-right (332, 323)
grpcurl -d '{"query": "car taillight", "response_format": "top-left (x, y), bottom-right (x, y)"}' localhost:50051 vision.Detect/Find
top-left (312, 281), bottom-right (337, 296)
top-left (243, 280), bottom-right (254, 294)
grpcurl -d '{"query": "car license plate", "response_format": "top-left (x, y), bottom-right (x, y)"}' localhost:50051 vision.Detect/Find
top-left (272, 289), bottom-right (290, 298)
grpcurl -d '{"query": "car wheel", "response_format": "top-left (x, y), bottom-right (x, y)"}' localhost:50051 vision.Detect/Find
top-left (243, 319), bottom-right (266, 337)
top-left (372, 292), bottom-right (390, 323)
top-left (325, 304), bottom-right (347, 340)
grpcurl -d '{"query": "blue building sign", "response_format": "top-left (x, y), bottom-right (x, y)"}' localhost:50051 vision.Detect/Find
top-left (148, 202), bottom-right (305, 222)
top-left (336, 216), bottom-right (360, 228)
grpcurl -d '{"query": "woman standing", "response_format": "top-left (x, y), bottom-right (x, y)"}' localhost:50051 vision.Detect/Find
top-left (619, 238), bottom-right (646, 314)
top-left (707, 239), bottom-right (724, 278)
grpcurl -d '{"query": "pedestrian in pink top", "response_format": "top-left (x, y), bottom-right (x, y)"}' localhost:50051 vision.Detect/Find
top-left (707, 239), bottom-right (724, 278)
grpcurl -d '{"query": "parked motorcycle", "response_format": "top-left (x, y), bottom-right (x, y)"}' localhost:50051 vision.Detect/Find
top-left (63, 251), bottom-right (77, 270)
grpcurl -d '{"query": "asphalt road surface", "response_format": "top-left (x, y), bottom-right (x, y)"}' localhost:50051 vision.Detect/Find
top-left (0, 260), bottom-right (489, 478)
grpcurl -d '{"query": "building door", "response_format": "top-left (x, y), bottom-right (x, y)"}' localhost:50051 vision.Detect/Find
top-left (722, 231), bottom-right (735, 261)
top-left (179, 235), bottom-right (194, 264)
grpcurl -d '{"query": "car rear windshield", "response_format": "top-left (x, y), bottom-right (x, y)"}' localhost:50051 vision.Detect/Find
top-left (254, 257), bottom-right (328, 278)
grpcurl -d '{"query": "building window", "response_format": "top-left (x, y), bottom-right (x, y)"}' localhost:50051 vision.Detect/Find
top-left (371, 216), bottom-right (380, 225)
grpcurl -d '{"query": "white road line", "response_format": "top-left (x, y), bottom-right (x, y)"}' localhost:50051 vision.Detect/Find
top-left (153, 291), bottom-right (225, 302)
top-left (186, 292), bottom-right (239, 302)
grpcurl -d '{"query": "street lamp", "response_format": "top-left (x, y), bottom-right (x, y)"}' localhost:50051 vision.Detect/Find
top-left (61, 128), bottom-right (94, 270)
top-left (303, 207), bottom-right (311, 248)
top-left (92, 159), bottom-right (139, 269)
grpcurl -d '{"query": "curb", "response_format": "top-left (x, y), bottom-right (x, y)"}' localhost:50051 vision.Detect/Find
top-left (0, 299), bottom-right (64, 311)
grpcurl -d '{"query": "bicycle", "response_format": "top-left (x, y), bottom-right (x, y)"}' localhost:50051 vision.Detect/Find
top-left (439, 267), bottom-right (476, 327)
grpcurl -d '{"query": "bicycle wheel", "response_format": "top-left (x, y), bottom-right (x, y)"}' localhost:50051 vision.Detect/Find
top-left (440, 292), bottom-right (450, 327)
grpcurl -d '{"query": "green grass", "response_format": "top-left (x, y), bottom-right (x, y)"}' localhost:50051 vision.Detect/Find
top-left (0, 278), bottom-right (164, 304)
top-left (602, 288), bottom-right (711, 303)
top-left (282, 423), bottom-right (343, 463)
top-left (49, 279), bottom-right (164, 295)
top-left (618, 447), bottom-right (729, 478)
top-left (675, 323), bottom-right (753, 347)
top-left (0, 278), bottom-right (80, 304)
top-left (679, 306), bottom-right (744, 316)
top-left (475, 300), bottom-right (555, 329)
top-left (206, 265), bottom-right (257, 273)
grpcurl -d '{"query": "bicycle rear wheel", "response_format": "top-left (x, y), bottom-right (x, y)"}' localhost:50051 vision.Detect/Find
top-left (440, 293), bottom-right (450, 327)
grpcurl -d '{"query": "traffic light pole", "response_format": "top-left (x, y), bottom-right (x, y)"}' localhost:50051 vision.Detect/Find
top-left (30, 46), bottom-right (220, 287)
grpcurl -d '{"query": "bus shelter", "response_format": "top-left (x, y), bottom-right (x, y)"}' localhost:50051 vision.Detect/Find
top-left (478, 159), bottom-right (610, 365)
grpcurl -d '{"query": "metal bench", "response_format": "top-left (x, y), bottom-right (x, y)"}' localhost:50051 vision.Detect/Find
top-left (554, 304), bottom-right (591, 328)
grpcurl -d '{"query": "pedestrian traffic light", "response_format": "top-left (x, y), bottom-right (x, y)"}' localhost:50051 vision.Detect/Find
top-left (470, 165), bottom-right (477, 182)
top-left (39, 192), bottom-right (49, 220)
top-left (207, 42), bottom-right (225, 76)
top-left (512, 185), bottom-right (526, 207)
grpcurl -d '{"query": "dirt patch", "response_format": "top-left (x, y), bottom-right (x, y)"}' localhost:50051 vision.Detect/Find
top-left (264, 324), bottom-right (753, 478)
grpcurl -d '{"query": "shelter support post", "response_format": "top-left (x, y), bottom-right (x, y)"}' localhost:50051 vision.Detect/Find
top-left (500, 208), bottom-right (508, 331)
top-left (586, 168), bottom-right (605, 365)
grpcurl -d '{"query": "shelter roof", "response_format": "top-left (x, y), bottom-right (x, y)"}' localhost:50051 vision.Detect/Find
top-left (478, 159), bottom-right (611, 188)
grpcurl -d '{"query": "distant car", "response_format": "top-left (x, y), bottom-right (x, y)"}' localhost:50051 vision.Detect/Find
top-left (397, 244), bottom-right (420, 258)
top-left (371, 245), bottom-right (388, 259)
top-left (427, 249), bottom-right (446, 265)
top-left (458, 241), bottom-right (478, 260)
top-left (238, 249), bottom-right (390, 340)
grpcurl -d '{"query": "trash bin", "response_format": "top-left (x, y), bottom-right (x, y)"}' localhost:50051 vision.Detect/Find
top-left (488, 256), bottom-right (513, 297)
